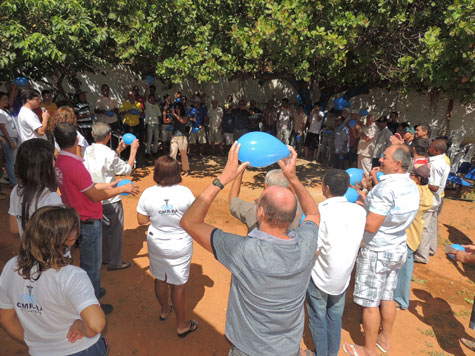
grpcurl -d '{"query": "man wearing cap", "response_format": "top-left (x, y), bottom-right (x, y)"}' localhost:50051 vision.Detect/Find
top-left (394, 164), bottom-right (433, 310)
top-left (414, 139), bottom-right (450, 264)
top-left (343, 144), bottom-right (419, 356)
top-left (180, 143), bottom-right (320, 356)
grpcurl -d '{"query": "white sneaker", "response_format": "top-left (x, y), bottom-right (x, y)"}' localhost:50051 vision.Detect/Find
top-left (0, 177), bottom-right (10, 184)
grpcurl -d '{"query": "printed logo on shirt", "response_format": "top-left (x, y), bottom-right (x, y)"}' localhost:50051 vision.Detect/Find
top-left (17, 285), bottom-right (43, 314)
top-left (159, 199), bottom-right (178, 215)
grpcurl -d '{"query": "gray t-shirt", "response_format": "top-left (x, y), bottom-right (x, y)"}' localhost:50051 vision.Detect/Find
top-left (230, 197), bottom-right (304, 233)
top-left (211, 221), bottom-right (319, 356)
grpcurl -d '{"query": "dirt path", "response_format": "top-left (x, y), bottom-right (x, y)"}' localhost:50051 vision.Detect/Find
top-left (0, 156), bottom-right (474, 356)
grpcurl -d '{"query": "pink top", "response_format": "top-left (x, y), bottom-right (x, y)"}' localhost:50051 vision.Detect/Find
top-left (55, 151), bottom-right (102, 221)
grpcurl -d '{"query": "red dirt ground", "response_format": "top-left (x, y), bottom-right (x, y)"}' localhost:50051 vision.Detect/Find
top-left (0, 155), bottom-right (474, 356)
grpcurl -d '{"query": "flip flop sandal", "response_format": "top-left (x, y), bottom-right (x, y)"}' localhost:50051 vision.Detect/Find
top-left (461, 338), bottom-right (475, 351)
top-left (376, 341), bottom-right (389, 353)
top-left (177, 320), bottom-right (198, 338)
top-left (107, 261), bottom-right (131, 271)
top-left (159, 305), bottom-right (174, 321)
top-left (343, 343), bottom-right (360, 356)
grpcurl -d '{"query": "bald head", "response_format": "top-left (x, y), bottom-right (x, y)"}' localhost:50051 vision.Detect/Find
top-left (258, 186), bottom-right (297, 228)
top-left (429, 139), bottom-right (447, 156)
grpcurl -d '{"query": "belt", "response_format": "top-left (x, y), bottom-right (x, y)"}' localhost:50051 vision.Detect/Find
top-left (81, 218), bottom-right (101, 224)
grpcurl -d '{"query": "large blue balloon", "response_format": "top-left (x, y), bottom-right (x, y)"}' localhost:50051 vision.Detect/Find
top-left (346, 168), bottom-right (364, 185)
top-left (349, 120), bottom-right (357, 128)
top-left (14, 77), bottom-right (28, 87)
top-left (345, 187), bottom-right (359, 203)
top-left (123, 133), bottom-right (136, 145)
top-left (117, 179), bottom-right (134, 196)
top-left (237, 132), bottom-right (290, 167)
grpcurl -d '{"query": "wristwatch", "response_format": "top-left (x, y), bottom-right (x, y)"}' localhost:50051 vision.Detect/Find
top-left (212, 178), bottom-right (224, 190)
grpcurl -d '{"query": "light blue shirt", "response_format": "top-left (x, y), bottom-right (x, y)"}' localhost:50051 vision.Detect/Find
top-left (363, 173), bottom-right (420, 251)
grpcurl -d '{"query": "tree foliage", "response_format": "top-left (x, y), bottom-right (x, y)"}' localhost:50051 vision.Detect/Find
top-left (0, 0), bottom-right (473, 102)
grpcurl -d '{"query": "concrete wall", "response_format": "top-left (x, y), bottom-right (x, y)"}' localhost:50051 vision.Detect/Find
top-left (2, 65), bottom-right (474, 143)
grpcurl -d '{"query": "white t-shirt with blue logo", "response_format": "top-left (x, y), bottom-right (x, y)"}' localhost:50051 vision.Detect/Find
top-left (137, 184), bottom-right (195, 239)
top-left (0, 257), bottom-right (100, 356)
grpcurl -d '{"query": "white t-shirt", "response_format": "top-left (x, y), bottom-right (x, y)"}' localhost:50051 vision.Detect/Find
top-left (17, 107), bottom-right (47, 143)
top-left (0, 257), bottom-right (100, 356)
top-left (0, 109), bottom-right (18, 139)
top-left (9, 186), bottom-right (64, 238)
top-left (308, 112), bottom-right (323, 134)
top-left (144, 103), bottom-right (161, 125)
top-left (137, 185), bottom-right (194, 238)
top-left (428, 154), bottom-right (450, 208)
top-left (83, 143), bottom-right (132, 204)
top-left (311, 197), bottom-right (366, 295)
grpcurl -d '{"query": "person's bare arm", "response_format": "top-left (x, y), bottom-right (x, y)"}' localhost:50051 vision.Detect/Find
top-left (365, 212), bottom-right (386, 233)
top-left (228, 170), bottom-right (245, 203)
top-left (0, 308), bottom-right (25, 344)
top-left (83, 183), bottom-right (138, 202)
top-left (181, 142), bottom-right (249, 253)
top-left (9, 215), bottom-right (19, 235)
top-left (0, 124), bottom-right (16, 149)
top-left (428, 185), bottom-right (439, 192)
top-left (67, 305), bottom-right (105, 343)
top-left (278, 146), bottom-right (320, 225)
top-left (35, 111), bottom-right (50, 136)
top-left (127, 139), bottom-right (139, 168)
top-left (137, 213), bottom-right (150, 225)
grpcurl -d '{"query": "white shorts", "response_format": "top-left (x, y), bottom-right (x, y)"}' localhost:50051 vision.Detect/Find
top-left (224, 133), bottom-right (234, 145)
top-left (189, 128), bottom-right (207, 144)
top-left (147, 230), bottom-right (193, 285)
top-left (208, 127), bottom-right (222, 143)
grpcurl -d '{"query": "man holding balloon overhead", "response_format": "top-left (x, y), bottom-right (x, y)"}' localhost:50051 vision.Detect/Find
top-left (181, 142), bottom-right (321, 356)
top-left (343, 144), bottom-right (419, 356)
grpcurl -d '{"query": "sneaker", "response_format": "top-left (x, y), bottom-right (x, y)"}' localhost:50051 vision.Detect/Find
top-left (100, 304), bottom-right (114, 315)
top-left (99, 288), bottom-right (106, 299)
top-left (0, 177), bottom-right (10, 184)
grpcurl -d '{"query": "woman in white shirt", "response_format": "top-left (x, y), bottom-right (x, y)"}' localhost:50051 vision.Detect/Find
top-left (9, 138), bottom-right (63, 238)
top-left (137, 155), bottom-right (198, 338)
top-left (0, 206), bottom-right (107, 356)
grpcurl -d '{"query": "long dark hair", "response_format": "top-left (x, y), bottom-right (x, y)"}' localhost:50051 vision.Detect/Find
top-left (15, 139), bottom-right (57, 231)
top-left (18, 206), bottom-right (79, 280)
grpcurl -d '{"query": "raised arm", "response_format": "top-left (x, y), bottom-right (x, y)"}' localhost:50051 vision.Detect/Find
top-left (181, 142), bottom-right (249, 252)
top-left (278, 146), bottom-right (320, 225)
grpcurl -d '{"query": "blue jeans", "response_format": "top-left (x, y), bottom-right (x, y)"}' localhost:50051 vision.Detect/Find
top-left (394, 246), bottom-right (414, 310)
top-left (0, 138), bottom-right (17, 185)
top-left (307, 280), bottom-right (346, 356)
top-left (79, 219), bottom-right (103, 299)
top-left (68, 337), bottom-right (108, 356)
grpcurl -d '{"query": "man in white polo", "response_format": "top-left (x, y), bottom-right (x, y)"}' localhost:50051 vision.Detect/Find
top-left (343, 144), bottom-right (419, 356)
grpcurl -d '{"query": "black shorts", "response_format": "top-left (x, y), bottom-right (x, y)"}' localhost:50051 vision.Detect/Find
top-left (305, 132), bottom-right (319, 149)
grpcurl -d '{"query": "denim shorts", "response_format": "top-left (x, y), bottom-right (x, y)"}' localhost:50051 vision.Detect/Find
top-left (68, 337), bottom-right (109, 356)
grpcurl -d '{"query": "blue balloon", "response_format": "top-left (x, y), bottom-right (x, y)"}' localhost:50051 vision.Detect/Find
top-left (175, 98), bottom-right (182, 103)
top-left (146, 75), bottom-right (153, 84)
top-left (117, 179), bottom-right (133, 196)
top-left (346, 168), bottom-right (364, 185)
top-left (191, 127), bottom-right (199, 133)
top-left (448, 244), bottom-right (465, 259)
top-left (14, 77), bottom-right (28, 87)
top-left (345, 187), bottom-right (359, 203)
top-left (342, 99), bottom-right (351, 108)
top-left (335, 105), bottom-right (344, 111)
top-left (123, 133), bottom-right (136, 145)
top-left (359, 109), bottom-right (368, 116)
top-left (106, 110), bottom-right (114, 117)
top-left (300, 213), bottom-right (306, 225)
top-left (237, 132), bottom-right (290, 168)
top-left (296, 134), bottom-right (301, 141)
top-left (376, 171), bottom-right (384, 182)
top-left (130, 109), bottom-right (140, 115)
top-left (349, 120), bottom-right (357, 128)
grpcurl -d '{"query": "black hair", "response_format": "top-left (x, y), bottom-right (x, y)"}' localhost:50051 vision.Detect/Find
top-left (416, 123), bottom-right (431, 136)
top-left (15, 139), bottom-right (57, 231)
top-left (41, 89), bottom-right (52, 96)
top-left (21, 89), bottom-right (41, 104)
top-left (323, 169), bottom-right (350, 197)
top-left (54, 122), bottom-right (77, 149)
top-left (413, 138), bottom-right (430, 157)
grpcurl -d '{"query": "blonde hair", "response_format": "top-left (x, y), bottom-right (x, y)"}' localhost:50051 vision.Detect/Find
top-left (52, 106), bottom-right (77, 128)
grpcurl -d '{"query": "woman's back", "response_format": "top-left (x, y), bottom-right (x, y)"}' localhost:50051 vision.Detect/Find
top-left (0, 257), bottom-right (100, 356)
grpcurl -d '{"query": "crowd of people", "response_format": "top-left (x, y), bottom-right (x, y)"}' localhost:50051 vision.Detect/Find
top-left (0, 80), bottom-right (472, 356)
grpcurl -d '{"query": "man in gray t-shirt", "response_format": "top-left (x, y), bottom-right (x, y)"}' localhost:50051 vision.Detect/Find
top-left (181, 143), bottom-right (320, 356)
